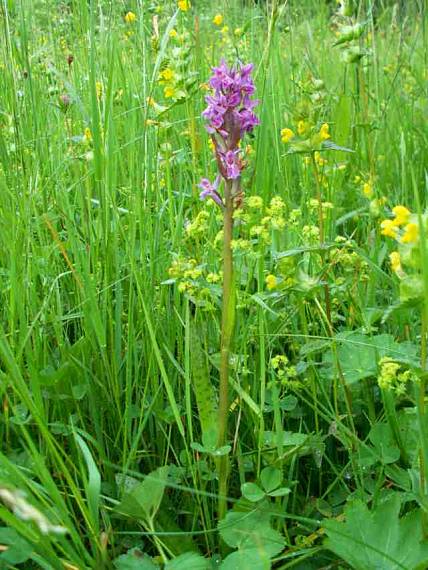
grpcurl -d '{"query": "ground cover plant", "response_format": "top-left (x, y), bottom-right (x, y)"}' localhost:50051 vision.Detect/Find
top-left (0, 0), bottom-right (427, 567)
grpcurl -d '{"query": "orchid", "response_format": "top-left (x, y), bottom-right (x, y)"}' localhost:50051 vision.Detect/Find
top-left (198, 176), bottom-right (223, 207)
top-left (199, 60), bottom-right (259, 203)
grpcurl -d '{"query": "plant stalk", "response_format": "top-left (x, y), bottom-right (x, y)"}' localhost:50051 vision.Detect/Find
top-left (217, 180), bottom-right (236, 521)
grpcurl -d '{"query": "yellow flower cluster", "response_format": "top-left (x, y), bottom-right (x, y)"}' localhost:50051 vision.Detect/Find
top-left (178, 0), bottom-right (191, 11)
top-left (281, 128), bottom-right (294, 143)
top-left (265, 274), bottom-right (277, 290)
top-left (378, 357), bottom-right (415, 396)
top-left (168, 257), bottom-right (200, 279)
top-left (389, 251), bottom-right (402, 274)
top-left (124, 11), bottom-right (136, 24)
top-left (247, 195), bottom-right (263, 209)
top-left (270, 355), bottom-right (301, 390)
top-left (213, 14), bottom-right (223, 26)
top-left (380, 206), bottom-right (419, 244)
top-left (158, 67), bottom-right (177, 99)
top-left (302, 224), bottom-right (320, 244)
top-left (185, 210), bottom-right (210, 238)
top-left (319, 123), bottom-right (330, 141)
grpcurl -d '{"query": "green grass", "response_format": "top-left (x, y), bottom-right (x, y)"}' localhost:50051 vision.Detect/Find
top-left (0, 0), bottom-right (427, 568)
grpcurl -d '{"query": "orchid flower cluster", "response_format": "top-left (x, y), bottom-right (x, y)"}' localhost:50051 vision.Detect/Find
top-left (198, 60), bottom-right (259, 207)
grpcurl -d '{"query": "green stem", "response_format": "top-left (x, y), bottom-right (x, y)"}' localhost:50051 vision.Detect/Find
top-left (311, 153), bottom-right (332, 331)
top-left (418, 311), bottom-right (428, 536)
top-left (217, 180), bottom-right (235, 521)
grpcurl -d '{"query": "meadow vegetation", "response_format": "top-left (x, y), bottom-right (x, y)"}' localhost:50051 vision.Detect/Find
top-left (0, 0), bottom-right (427, 568)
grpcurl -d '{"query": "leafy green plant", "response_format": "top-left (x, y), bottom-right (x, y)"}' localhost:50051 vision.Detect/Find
top-left (324, 494), bottom-right (428, 570)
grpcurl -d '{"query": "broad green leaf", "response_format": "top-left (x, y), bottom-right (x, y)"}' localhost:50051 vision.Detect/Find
top-left (263, 431), bottom-right (307, 448)
top-left (218, 510), bottom-right (284, 557)
top-left (324, 494), bottom-right (428, 569)
top-left (116, 466), bottom-right (169, 521)
top-left (190, 323), bottom-right (219, 447)
top-left (0, 528), bottom-right (33, 564)
top-left (333, 94), bottom-right (352, 151)
top-left (165, 552), bottom-right (210, 569)
top-left (221, 549), bottom-right (271, 570)
top-left (321, 333), bottom-right (419, 384)
top-left (369, 423), bottom-right (400, 465)
top-left (241, 483), bottom-right (265, 503)
top-left (113, 548), bottom-right (158, 569)
top-left (260, 467), bottom-right (282, 494)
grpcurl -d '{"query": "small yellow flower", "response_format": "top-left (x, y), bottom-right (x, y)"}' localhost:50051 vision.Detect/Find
top-left (95, 81), bottom-right (103, 100)
top-left (159, 68), bottom-right (174, 82)
top-left (164, 86), bottom-right (176, 98)
top-left (169, 28), bottom-right (178, 38)
top-left (363, 182), bottom-right (373, 198)
top-left (83, 127), bottom-right (92, 142)
top-left (124, 11), bottom-right (137, 24)
top-left (319, 123), bottom-right (330, 141)
top-left (314, 151), bottom-right (327, 167)
top-left (401, 222), bottom-right (419, 244)
top-left (265, 274), bottom-right (277, 290)
top-left (392, 205), bottom-right (411, 226)
top-left (221, 26), bottom-right (229, 35)
top-left (380, 219), bottom-right (398, 238)
top-left (178, 0), bottom-right (191, 11)
top-left (207, 272), bottom-right (220, 283)
top-left (213, 14), bottom-right (223, 26)
top-left (389, 251), bottom-right (401, 273)
top-left (297, 120), bottom-right (308, 136)
top-left (248, 196), bottom-right (263, 209)
top-left (281, 128), bottom-right (294, 143)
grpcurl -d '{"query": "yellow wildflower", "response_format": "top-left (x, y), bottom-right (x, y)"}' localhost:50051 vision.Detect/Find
top-left (206, 272), bottom-right (220, 283)
top-left (124, 11), bottom-right (137, 24)
top-left (363, 182), bottom-right (373, 198)
top-left (265, 274), bottom-right (277, 290)
top-left (159, 68), bottom-right (174, 82)
top-left (297, 120), bottom-right (308, 136)
top-left (380, 219), bottom-right (398, 238)
top-left (169, 28), bottom-right (178, 38)
top-left (392, 205), bottom-right (410, 226)
top-left (178, 0), bottom-right (191, 11)
top-left (281, 128), bottom-right (294, 143)
top-left (213, 14), bottom-right (223, 26)
top-left (319, 123), bottom-right (330, 141)
top-left (401, 222), bottom-right (419, 244)
top-left (314, 151), bottom-right (327, 167)
top-left (83, 127), bottom-right (92, 142)
top-left (389, 251), bottom-right (401, 273)
top-left (221, 26), bottom-right (229, 34)
top-left (164, 86), bottom-right (176, 98)
top-left (95, 81), bottom-right (103, 100)
top-left (248, 196), bottom-right (263, 209)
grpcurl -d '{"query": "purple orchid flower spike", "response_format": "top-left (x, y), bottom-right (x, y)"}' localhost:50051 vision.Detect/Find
top-left (198, 175), bottom-right (224, 207)
top-left (199, 60), bottom-right (259, 207)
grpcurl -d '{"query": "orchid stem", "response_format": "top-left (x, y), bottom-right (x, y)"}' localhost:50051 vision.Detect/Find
top-left (217, 179), bottom-right (235, 522)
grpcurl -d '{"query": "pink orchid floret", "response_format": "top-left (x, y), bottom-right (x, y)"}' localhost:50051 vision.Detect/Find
top-left (198, 175), bottom-right (224, 207)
